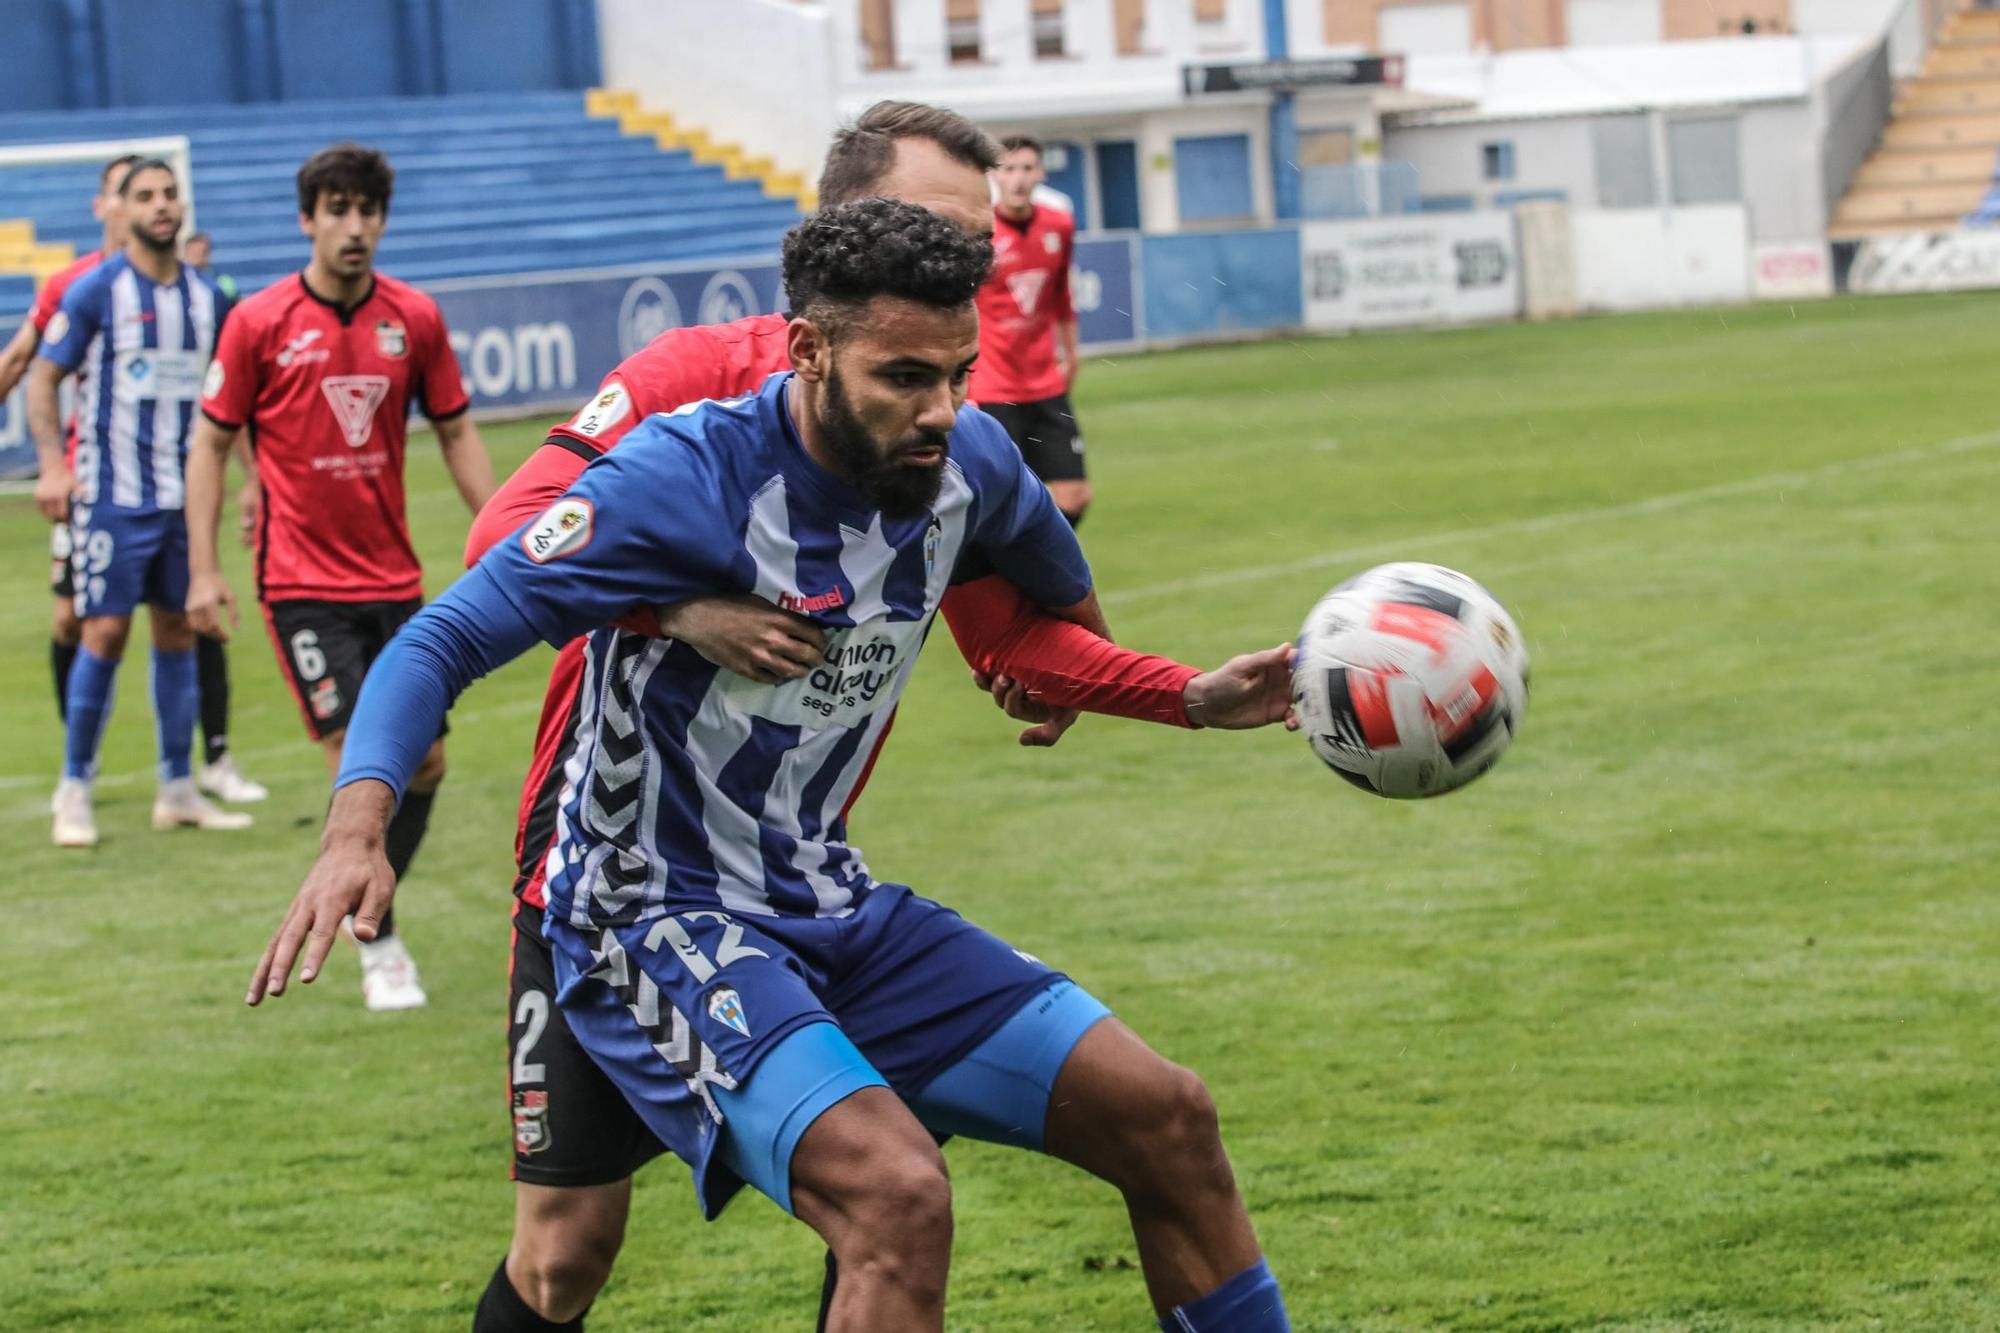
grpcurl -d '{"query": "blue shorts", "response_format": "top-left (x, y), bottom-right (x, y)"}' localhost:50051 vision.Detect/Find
top-left (546, 883), bottom-right (1109, 1218)
top-left (68, 504), bottom-right (188, 619)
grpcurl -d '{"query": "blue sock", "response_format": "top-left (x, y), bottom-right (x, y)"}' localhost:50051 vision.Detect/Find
top-left (64, 647), bottom-right (120, 781)
top-left (152, 646), bottom-right (198, 781)
top-left (1159, 1258), bottom-right (1289, 1333)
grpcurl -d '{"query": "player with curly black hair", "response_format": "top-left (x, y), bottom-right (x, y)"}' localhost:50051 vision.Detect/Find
top-left (254, 196), bottom-right (1293, 1332)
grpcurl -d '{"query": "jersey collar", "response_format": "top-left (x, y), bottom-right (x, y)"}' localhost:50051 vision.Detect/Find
top-left (297, 271), bottom-right (377, 325)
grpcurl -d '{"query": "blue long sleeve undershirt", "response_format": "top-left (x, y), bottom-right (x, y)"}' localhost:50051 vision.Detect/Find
top-left (335, 565), bottom-right (545, 800)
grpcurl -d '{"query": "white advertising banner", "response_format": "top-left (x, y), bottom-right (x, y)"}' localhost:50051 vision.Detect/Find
top-left (1750, 241), bottom-right (1834, 300)
top-left (1300, 213), bottom-right (1522, 331)
top-left (1845, 230), bottom-right (2000, 294)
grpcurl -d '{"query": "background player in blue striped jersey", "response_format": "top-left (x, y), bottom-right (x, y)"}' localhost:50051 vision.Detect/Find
top-left (26, 158), bottom-right (253, 847)
top-left (252, 199), bottom-right (1290, 1332)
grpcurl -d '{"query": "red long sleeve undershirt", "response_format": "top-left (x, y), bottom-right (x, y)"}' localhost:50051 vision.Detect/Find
top-left (466, 441), bottom-right (1202, 728)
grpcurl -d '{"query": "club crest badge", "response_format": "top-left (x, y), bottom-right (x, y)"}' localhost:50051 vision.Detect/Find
top-left (513, 1089), bottom-right (551, 1154)
top-left (375, 319), bottom-right (407, 358)
top-left (706, 987), bottom-right (751, 1038)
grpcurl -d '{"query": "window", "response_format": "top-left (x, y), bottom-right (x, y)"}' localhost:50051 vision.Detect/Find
top-left (947, 16), bottom-right (981, 62)
top-left (1481, 141), bottom-right (1516, 181)
top-left (946, 0), bottom-right (979, 62)
top-left (1668, 115), bottom-right (1741, 205)
top-left (1591, 114), bottom-right (1657, 208)
top-left (1033, 0), bottom-right (1065, 56)
top-left (1175, 133), bottom-right (1255, 223)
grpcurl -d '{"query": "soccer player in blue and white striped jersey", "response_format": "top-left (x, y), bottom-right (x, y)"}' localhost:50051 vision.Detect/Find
top-left (27, 158), bottom-right (252, 847)
top-left (253, 199), bottom-right (1291, 1333)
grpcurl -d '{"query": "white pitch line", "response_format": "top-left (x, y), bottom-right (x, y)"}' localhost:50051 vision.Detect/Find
top-left (1102, 429), bottom-right (2000, 607)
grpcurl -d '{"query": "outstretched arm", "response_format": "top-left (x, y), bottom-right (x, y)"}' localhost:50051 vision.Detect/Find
top-left (246, 566), bottom-right (549, 1004)
top-left (0, 319), bottom-right (39, 400)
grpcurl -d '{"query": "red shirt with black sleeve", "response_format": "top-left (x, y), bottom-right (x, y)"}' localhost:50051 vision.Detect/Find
top-left (474, 313), bottom-right (1197, 909)
top-left (202, 272), bottom-right (470, 603)
top-left (32, 249), bottom-right (105, 461)
top-left (966, 204), bottom-right (1075, 406)
top-left (31, 249), bottom-right (104, 335)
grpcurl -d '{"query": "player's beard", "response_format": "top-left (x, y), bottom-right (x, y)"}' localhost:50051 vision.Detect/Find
top-left (819, 366), bottom-right (949, 520)
top-left (133, 217), bottom-right (179, 255)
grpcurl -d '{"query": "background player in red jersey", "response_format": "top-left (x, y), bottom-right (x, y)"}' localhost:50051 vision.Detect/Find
top-left (450, 102), bottom-right (1293, 1333)
top-left (0, 153), bottom-right (264, 805)
top-left (185, 144), bottom-right (494, 1011)
top-left (968, 135), bottom-right (1090, 525)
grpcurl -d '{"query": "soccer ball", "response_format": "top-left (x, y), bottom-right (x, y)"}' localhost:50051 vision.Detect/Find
top-left (1291, 562), bottom-right (1529, 798)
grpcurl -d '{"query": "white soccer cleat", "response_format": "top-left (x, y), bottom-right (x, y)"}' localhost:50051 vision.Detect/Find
top-left (51, 779), bottom-right (99, 848)
top-left (151, 778), bottom-right (255, 831)
top-left (355, 931), bottom-right (428, 1012)
top-left (197, 754), bottom-right (269, 803)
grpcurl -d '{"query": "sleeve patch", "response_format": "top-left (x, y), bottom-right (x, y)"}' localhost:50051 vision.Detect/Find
top-left (202, 360), bottom-right (224, 401)
top-left (521, 498), bottom-right (595, 564)
top-left (567, 380), bottom-right (632, 438)
top-left (45, 311), bottom-right (68, 345)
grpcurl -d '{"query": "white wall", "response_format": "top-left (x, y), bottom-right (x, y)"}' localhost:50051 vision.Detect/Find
top-left (1384, 116), bottom-right (1600, 208)
top-left (1570, 205), bottom-right (1751, 310)
top-left (1738, 100), bottom-right (1824, 242)
top-left (1565, 0), bottom-right (1663, 45)
top-left (596, 0), bottom-right (837, 181)
top-left (1379, 3), bottom-right (1474, 56)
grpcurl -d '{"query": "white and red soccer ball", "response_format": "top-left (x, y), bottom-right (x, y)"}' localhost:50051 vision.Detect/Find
top-left (1292, 563), bottom-right (1529, 798)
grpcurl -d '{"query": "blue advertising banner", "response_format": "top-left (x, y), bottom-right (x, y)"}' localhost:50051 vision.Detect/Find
top-left (426, 258), bottom-right (785, 417)
top-left (1140, 228), bottom-right (1304, 340)
top-left (1070, 234), bottom-right (1141, 349)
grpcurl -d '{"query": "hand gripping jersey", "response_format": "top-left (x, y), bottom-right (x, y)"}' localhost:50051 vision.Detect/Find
top-left (38, 253), bottom-right (229, 512)
top-left (966, 204), bottom-right (1075, 406)
top-left (201, 273), bottom-right (470, 603)
top-left (473, 316), bottom-right (1201, 911)
top-left (347, 373), bottom-right (1091, 927)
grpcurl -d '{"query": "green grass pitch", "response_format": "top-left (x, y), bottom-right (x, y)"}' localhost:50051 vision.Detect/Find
top-left (3, 292), bottom-right (1997, 1330)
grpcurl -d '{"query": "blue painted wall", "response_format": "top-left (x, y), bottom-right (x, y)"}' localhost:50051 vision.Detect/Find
top-left (0, 0), bottom-right (599, 112)
top-left (1140, 229), bottom-right (1303, 339)
top-left (1175, 134), bottom-right (1257, 224)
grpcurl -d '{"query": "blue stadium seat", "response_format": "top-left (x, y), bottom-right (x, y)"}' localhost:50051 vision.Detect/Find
top-left (0, 92), bottom-right (805, 297)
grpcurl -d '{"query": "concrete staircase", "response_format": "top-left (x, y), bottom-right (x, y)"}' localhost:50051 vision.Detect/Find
top-left (1831, 6), bottom-right (2000, 238)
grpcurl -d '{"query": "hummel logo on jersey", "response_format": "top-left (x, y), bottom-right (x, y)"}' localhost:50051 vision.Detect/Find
top-left (321, 375), bottom-right (390, 446)
top-left (1006, 269), bottom-right (1048, 318)
top-left (277, 328), bottom-right (325, 368)
top-left (779, 586), bottom-right (847, 613)
top-left (706, 987), bottom-right (751, 1038)
top-left (522, 498), bottom-right (595, 564)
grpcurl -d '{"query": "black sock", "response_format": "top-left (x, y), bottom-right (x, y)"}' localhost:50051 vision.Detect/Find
top-left (472, 1259), bottom-right (583, 1332)
top-left (196, 633), bottom-right (230, 766)
top-left (816, 1249), bottom-right (838, 1332)
top-left (377, 787), bottom-right (436, 941)
top-left (52, 639), bottom-right (78, 722)
top-left (386, 787), bottom-right (436, 881)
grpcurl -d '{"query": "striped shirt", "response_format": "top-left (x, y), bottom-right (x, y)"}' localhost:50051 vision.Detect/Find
top-left (37, 253), bottom-right (229, 512)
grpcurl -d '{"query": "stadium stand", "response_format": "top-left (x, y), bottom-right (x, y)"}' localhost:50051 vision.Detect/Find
top-left (1832, 6), bottom-right (2000, 236)
top-left (0, 90), bottom-right (806, 321)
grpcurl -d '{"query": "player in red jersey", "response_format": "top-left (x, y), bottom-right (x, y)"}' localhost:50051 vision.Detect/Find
top-left (452, 102), bottom-right (1293, 1333)
top-left (186, 144), bottom-right (494, 1011)
top-left (968, 134), bottom-right (1090, 525)
top-left (0, 152), bottom-right (264, 804)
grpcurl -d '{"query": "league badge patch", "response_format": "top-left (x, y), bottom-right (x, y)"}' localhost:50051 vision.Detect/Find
top-left (706, 987), bottom-right (751, 1038)
top-left (513, 1089), bottom-right (551, 1155)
